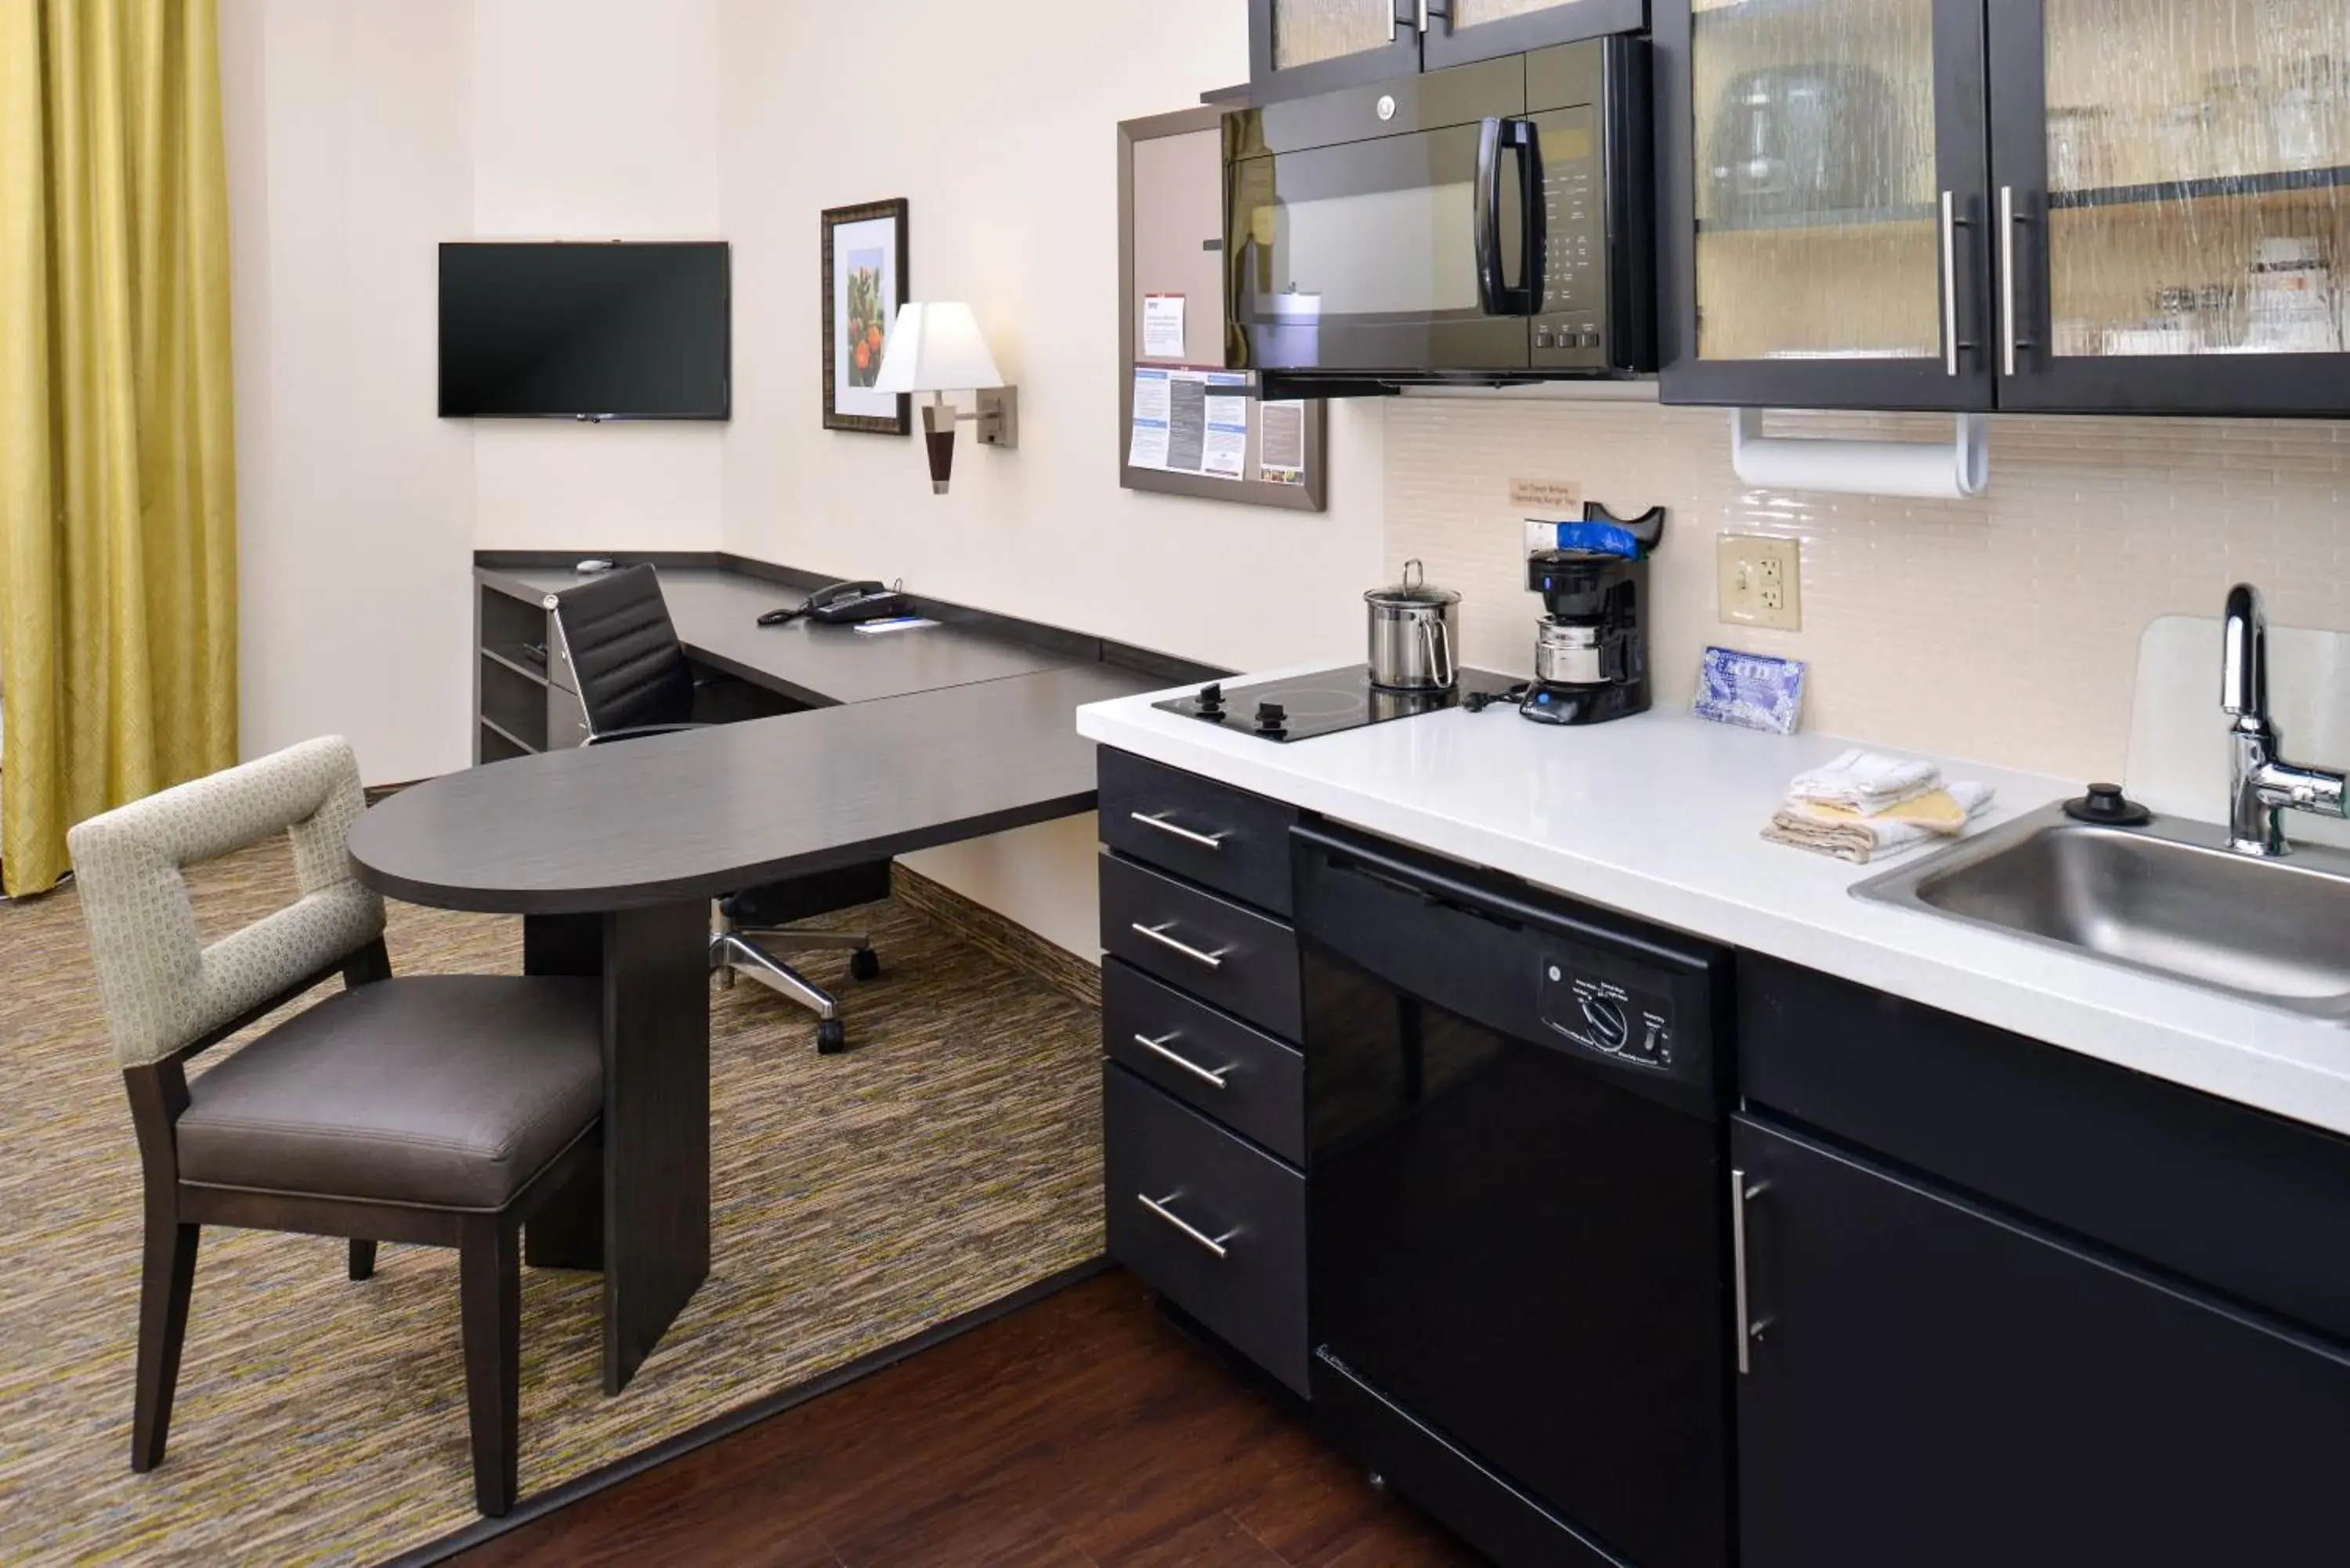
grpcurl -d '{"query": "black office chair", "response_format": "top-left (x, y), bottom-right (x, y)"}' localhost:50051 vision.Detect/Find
top-left (548, 565), bottom-right (882, 1053)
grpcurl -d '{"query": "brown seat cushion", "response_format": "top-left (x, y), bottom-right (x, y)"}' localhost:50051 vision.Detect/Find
top-left (176, 976), bottom-right (602, 1211)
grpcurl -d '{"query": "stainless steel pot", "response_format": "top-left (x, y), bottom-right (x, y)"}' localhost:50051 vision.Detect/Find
top-left (1365, 559), bottom-right (1461, 692)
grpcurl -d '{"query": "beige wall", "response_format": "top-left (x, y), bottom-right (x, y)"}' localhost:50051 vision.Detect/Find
top-left (222, 0), bottom-right (478, 786)
top-left (1386, 396), bottom-right (2350, 785)
top-left (712, 0), bottom-right (1386, 954)
top-left (470, 0), bottom-right (727, 554)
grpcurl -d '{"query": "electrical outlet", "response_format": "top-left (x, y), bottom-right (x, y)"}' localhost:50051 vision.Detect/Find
top-left (1718, 534), bottom-right (1802, 631)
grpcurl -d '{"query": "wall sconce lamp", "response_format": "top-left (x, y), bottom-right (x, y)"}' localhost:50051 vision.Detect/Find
top-left (872, 302), bottom-right (1019, 494)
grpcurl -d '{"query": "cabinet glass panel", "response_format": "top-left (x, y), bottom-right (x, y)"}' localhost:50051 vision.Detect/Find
top-left (2044, 0), bottom-right (2349, 358)
top-left (1690, 0), bottom-right (1942, 361)
top-left (1273, 0), bottom-right (1398, 70)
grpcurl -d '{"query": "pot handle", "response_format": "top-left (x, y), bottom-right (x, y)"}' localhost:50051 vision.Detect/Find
top-left (1419, 612), bottom-right (1455, 687)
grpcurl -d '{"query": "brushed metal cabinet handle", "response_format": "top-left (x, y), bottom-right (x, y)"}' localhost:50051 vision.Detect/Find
top-left (1135, 1031), bottom-right (1232, 1089)
top-left (2001, 185), bottom-right (2022, 378)
top-left (1130, 811), bottom-right (1227, 852)
top-left (1733, 1169), bottom-right (1770, 1375)
top-left (1138, 1192), bottom-right (1237, 1259)
top-left (1131, 922), bottom-right (1227, 969)
top-left (1940, 190), bottom-right (1961, 378)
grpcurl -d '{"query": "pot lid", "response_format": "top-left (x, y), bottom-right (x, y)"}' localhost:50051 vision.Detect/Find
top-left (1365, 558), bottom-right (1461, 608)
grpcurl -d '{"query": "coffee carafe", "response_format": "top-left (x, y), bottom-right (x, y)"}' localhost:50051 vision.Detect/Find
top-left (1520, 505), bottom-right (1663, 727)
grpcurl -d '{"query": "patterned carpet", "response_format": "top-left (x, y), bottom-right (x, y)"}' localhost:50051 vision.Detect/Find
top-left (0, 841), bottom-right (1105, 1565)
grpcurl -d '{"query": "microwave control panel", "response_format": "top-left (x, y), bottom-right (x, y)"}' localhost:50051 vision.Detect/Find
top-left (1531, 105), bottom-right (1609, 370)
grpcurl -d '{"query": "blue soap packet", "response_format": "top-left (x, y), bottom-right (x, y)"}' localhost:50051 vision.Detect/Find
top-left (1694, 647), bottom-right (1807, 735)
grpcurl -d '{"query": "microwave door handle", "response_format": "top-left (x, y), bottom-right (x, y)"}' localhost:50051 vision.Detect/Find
top-left (1513, 118), bottom-right (1544, 316)
top-left (1474, 117), bottom-right (1506, 316)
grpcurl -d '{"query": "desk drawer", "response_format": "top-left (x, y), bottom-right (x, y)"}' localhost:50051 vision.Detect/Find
top-left (1099, 750), bottom-right (1296, 916)
top-left (1105, 959), bottom-right (1304, 1165)
top-left (1105, 1063), bottom-right (1307, 1394)
top-left (1101, 852), bottom-right (1301, 1041)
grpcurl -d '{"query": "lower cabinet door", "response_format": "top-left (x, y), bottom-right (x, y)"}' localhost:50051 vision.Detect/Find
top-left (1734, 1115), bottom-right (2350, 1568)
top-left (1105, 1063), bottom-right (1307, 1395)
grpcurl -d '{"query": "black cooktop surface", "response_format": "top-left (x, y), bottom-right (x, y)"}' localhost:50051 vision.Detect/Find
top-left (1154, 664), bottom-right (1522, 742)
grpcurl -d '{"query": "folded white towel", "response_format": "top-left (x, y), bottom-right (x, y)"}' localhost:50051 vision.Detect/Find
top-left (1788, 749), bottom-right (1942, 816)
top-left (1765, 782), bottom-right (1995, 865)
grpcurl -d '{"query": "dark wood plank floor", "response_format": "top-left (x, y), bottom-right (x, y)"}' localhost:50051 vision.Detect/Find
top-left (456, 1270), bottom-right (1480, 1567)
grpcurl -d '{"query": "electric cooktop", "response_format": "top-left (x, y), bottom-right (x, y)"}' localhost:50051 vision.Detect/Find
top-left (1155, 664), bottom-right (1523, 743)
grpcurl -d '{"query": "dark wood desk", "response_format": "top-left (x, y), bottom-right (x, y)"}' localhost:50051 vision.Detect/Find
top-left (477, 565), bottom-right (1074, 710)
top-left (359, 596), bottom-right (1162, 1393)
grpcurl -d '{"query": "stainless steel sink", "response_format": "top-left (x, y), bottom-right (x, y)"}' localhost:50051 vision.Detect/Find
top-left (1853, 803), bottom-right (2350, 1023)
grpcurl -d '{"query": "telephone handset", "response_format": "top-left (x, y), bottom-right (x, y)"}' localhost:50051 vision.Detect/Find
top-left (758, 578), bottom-right (914, 627)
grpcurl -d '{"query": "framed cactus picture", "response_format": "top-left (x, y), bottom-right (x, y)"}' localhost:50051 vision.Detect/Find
top-left (822, 198), bottom-right (910, 435)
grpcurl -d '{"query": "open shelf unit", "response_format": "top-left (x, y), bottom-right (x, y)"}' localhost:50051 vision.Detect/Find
top-left (475, 576), bottom-right (588, 766)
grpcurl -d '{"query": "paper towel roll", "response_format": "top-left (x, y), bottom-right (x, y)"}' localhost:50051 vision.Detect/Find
top-left (1730, 410), bottom-right (1990, 500)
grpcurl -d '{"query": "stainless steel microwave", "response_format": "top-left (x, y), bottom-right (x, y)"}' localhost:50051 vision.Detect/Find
top-left (1223, 36), bottom-right (1654, 398)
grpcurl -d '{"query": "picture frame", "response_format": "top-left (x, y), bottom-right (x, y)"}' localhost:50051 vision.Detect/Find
top-left (822, 198), bottom-right (911, 435)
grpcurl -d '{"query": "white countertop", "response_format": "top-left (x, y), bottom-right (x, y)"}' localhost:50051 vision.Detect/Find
top-left (1079, 664), bottom-right (2350, 1140)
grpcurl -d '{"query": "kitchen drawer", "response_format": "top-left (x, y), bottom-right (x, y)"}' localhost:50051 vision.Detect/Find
top-left (1104, 958), bottom-right (1304, 1165)
top-left (1741, 954), bottom-right (2350, 1347)
top-left (1098, 749), bottom-right (1297, 916)
top-left (1104, 1062), bottom-right (1307, 1395)
top-left (1101, 851), bottom-right (1301, 1042)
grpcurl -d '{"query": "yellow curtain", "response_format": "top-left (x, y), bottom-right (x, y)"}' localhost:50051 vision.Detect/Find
top-left (0, 0), bottom-right (237, 897)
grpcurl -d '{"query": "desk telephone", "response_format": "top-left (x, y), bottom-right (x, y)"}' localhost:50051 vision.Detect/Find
top-left (758, 579), bottom-right (913, 627)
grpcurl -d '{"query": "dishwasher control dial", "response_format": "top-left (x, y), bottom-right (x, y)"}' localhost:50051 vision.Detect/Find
top-left (1579, 995), bottom-right (1631, 1053)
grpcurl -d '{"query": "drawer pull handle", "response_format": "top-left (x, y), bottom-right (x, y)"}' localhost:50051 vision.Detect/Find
top-left (1134, 1031), bottom-right (1231, 1089)
top-left (1138, 1191), bottom-right (1237, 1259)
top-left (1130, 922), bottom-right (1227, 969)
top-left (1130, 811), bottom-right (1229, 851)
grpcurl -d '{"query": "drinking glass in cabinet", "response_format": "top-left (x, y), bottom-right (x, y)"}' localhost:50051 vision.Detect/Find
top-left (2041, 0), bottom-right (2348, 360)
top-left (1690, 0), bottom-right (1941, 363)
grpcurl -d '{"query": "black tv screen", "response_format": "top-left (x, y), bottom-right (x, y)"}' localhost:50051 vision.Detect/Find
top-left (439, 242), bottom-right (729, 419)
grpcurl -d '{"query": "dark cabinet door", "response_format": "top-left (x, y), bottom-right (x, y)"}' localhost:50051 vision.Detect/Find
top-left (1986, 0), bottom-right (2350, 415)
top-left (1733, 1115), bottom-right (2350, 1568)
top-left (1656, 0), bottom-right (1998, 411)
top-left (1249, 0), bottom-right (1426, 103)
top-left (1419, 0), bottom-right (1645, 71)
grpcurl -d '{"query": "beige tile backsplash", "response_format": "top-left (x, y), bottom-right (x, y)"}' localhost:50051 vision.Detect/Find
top-left (1385, 399), bottom-right (2350, 785)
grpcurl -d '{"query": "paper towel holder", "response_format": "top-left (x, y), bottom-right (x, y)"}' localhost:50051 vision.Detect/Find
top-left (1730, 407), bottom-right (1990, 500)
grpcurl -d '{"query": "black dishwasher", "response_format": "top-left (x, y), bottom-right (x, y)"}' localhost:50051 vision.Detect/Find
top-left (1295, 824), bottom-right (1734, 1568)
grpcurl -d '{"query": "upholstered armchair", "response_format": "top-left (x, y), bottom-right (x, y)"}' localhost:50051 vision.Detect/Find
top-left (70, 736), bottom-right (606, 1516)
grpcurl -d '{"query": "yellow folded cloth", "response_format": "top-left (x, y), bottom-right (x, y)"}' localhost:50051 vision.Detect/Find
top-left (1795, 789), bottom-right (1976, 833)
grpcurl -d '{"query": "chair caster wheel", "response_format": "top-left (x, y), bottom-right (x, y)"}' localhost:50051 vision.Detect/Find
top-left (816, 1018), bottom-right (848, 1054)
top-left (850, 948), bottom-right (880, 982)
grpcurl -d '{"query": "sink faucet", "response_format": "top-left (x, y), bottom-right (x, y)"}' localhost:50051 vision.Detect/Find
top-left (2222, 583), bottom-right (2348, 856)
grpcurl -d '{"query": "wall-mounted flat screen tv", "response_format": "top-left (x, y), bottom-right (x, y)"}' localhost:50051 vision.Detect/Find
top-left (439, 241), bottom-right (730, 420)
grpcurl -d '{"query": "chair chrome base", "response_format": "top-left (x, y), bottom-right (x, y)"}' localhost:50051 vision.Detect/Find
top-left (709, 907), bottom-right (877, 1053)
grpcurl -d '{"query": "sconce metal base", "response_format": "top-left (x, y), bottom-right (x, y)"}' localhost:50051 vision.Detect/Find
top-left (975, 385), bottom-right (1019, 449)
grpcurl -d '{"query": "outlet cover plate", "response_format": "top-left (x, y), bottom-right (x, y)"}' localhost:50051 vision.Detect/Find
top-left (1718, 533), bottom-right (1802, 631)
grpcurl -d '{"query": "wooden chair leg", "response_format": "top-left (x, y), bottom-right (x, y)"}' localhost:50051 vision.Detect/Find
top-left (458, 1216), bottom-right (521, 1516)
top-left (349, 1240), bottom-right (378, 1281)
top-left (132, 1221), bottom-right (201, 1472)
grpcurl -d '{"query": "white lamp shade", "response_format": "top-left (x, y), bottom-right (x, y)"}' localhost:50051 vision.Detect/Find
top-left (871, 302), bottom-right (1003, 394)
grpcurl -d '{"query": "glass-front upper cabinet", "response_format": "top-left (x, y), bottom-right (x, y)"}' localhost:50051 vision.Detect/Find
top-left (1251, 0), bottom-right (1427, 99)
top-left (1656, 0), bottom-right (1995, 410)
top-left (1249, 0), bottom-right (1646, 103)
top-left (1988, 0), bottom-right (2350, 414)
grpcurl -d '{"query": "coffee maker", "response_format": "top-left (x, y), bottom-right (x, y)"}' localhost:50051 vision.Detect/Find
top-left (1520, 505), bottom-right (1664, 727)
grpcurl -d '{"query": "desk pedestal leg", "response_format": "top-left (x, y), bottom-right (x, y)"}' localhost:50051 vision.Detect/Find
top-left (522, 914), bottom-right (606, 1273)
top-left (599, 901), bottom-right (713, 1395)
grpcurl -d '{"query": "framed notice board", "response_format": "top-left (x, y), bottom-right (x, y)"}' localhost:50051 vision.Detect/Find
top-left (1118, 107), bottom-right (1326, 512)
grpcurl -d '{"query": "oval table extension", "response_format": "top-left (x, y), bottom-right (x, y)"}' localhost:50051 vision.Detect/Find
top-left (346, 664), bottom-right (1154, 1393)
